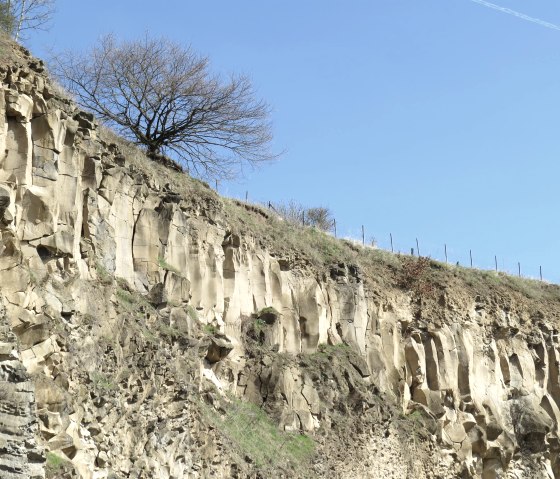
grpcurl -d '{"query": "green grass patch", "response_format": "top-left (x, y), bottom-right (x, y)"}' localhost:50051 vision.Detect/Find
top-left (158, 256), bottom-right (182, 275)
top-left (203, 324), bottom-right (219, 335)
top-left (307, 343), bottom-right (351, 360)
top-left (201, 398), bottom-right (315, 473)
top-left (45, 450), bottom-right (75, 478)
top-left (140, 326), bottom-right (159, 344)
top-left (253, 317), bottom-right (266, 333)
top-left (91, 372), bottom-right (116, 391)
top-left (186, 305), bottom-right (199, 322)
top-left (157, 323), bottom-right (182, 340)
top-left (114, 280), bottom-right (157, 313)
top-left (95, 261), bottom-right (113, 285)
top-left (46, 452), bottom-right (65, 468)
top-left (116, 287), bottom-right (135, 304)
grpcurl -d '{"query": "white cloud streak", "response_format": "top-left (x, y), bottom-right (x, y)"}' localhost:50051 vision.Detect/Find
top-left (467, 0), bottom-right (560, 31)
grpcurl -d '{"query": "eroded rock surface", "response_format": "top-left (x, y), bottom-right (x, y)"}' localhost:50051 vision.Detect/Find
top-left (0, 39), bottom-right (560, 478)
top-left (0, 301), bottom-right (43, 479)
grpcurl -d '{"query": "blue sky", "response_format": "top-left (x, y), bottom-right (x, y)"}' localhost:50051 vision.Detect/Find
top-left (27, 1), bottom-right (560, 282)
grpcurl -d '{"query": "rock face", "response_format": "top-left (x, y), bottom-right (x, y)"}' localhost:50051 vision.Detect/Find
top-left (1, 39), bottom-right (560, 478)
top-left (0, 302), bottom-right (43, 479)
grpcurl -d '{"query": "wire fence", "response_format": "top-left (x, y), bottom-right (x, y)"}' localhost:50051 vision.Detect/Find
top-left (225, 189), bottom-right (551, 284)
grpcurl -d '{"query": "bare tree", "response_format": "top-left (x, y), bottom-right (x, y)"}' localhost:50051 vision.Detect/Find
top-left (273, 201), bottom-right (334, 232)
top-left (0, 0), bottom-right (55, 40)
top-left (52, 34), bottom-right (277, 179)
top-left (305, 207), bottom-right (334, 231)
top-left (273, 200), bottom-right (305, 225)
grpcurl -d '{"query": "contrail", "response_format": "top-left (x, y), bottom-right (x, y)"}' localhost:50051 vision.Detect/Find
top-left (467, 0), bottom-right (560, 31)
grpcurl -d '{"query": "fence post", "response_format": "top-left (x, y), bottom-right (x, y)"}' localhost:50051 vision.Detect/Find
top-left (302, 210), bottom-right (305, 226)
top-left (518, 262), bottom-right (521, 278)
top-left (444, 244), bottom-right (448, 263)
top-left (215, 179), bottom-right (218, 191)
top-left (469, 250), bottom-right (473, 268)
top-left (540, 266), bottom-right (543, 281)
top-left (333, 219), bottom-right (337, 238)
top-left (362, 225), bottom-right (365, 245)
top-left (495, 255), bottom-right (498, 272)
top-left (416, 238), bottom-right (420, 257)
top-left (245, 191), bottom-right (248, 202)
top-left (390, 233), bottom-right (394, 253)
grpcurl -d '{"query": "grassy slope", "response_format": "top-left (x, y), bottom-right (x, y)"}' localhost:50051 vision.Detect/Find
top-left (102, 121), bottom-right (560, 332)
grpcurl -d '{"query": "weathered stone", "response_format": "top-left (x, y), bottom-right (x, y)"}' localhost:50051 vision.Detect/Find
top-left (0, 308), bottom-right (43, 478)
top-left (205, 335), bottom-right (234, 363)
top-left (0, 38), bottom-right (559, 479)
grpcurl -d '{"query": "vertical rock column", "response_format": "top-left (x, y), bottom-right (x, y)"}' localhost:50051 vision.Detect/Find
top-left (0, 306), bottom-right (44, 479)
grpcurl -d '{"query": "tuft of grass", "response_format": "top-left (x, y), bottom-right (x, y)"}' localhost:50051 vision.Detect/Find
top-left (95, 261), bottom-right (113, 285)
top-left (46, 452), bottom-right (65, 468)
top-left (116, 287), bottom-right (135, 305)
top-left (254, 318), bottom-right (266, 333)
top-left (157, 323), bottom-right (182, 340)
top-left (203, 324), bottom-right (218, 335)
top-left (91, 372), bottom-right (116, 392)
top-left (158, 256), bottom-right (182, 275)
top-left (45, 451), bottom-right (70, 478)
top-left (186, 305), bottom-right (199, 322)
top-left (45, 450), bottom-right (75, 478)
top-left (307, 343), bottom-right (350, 361)
top-left (140, 327), bottom-right (159, 344)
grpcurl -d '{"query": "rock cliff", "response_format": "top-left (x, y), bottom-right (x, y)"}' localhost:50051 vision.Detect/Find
top-left (1, 37), bottom-right (560, 478)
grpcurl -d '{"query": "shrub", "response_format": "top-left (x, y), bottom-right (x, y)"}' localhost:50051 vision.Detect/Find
top-left (272, 201), bottom-right (334, 232)
top-left (399, 256), bottom-right (434, 297)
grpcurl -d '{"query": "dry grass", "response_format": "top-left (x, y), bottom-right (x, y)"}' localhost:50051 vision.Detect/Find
top-left (102, 131), bottom-right (560, 310)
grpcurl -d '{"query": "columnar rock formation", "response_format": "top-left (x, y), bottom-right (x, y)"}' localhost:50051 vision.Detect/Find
top-left (1, 39), bottom-right (560, 478)
top-left (0, 303), bottom-right (43, 479)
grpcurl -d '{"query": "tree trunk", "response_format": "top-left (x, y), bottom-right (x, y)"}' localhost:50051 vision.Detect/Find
top-left (14, 0), bottom-right (25, 41)
top-left (146, 144), bottom-right (160, 159)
